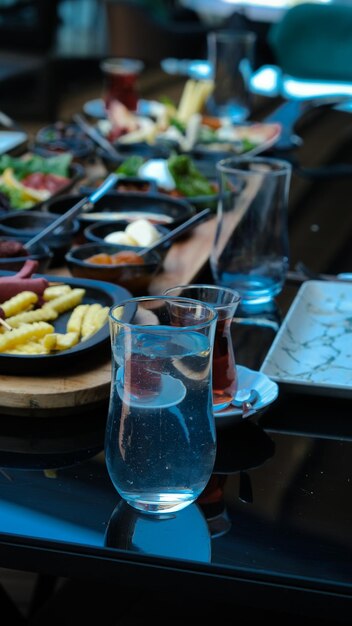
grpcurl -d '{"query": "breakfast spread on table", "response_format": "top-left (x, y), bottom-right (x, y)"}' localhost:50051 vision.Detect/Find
top-left (95, 78), bottom-right (281, 155)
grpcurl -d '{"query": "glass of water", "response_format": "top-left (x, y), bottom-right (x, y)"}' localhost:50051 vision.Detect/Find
top-left (210, 156), bottom-right (292, 309)
top-left (106, 295), bottom-right (218, 516)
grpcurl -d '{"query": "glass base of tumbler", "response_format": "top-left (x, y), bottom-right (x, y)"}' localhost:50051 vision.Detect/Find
top-left (123, 492), bottom-right (198, 516)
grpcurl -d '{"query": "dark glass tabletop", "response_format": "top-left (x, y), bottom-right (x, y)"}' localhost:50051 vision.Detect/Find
top-left (0, 279), bottom-right (351, 622)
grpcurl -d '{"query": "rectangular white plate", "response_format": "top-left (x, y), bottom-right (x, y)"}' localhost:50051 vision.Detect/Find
top-left (260, 280), bottom-right (352, 398)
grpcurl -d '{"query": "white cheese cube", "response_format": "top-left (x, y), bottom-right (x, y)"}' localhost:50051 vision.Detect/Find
top-left (125, 219), bottom-right (161, 247)
top-left (104, 231), bottom-right (138, 245)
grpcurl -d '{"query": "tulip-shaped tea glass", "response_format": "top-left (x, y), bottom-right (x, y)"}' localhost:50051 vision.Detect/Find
top-left (164, 285), bottom-right (241, 412)
top-left (211, 156), bottom-right (292, 309)
top-left (106, 296), bottom-right (218, 516)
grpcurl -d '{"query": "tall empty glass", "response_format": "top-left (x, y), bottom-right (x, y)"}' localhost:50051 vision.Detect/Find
top-left (210, 156), bottom-right (292, 308)
top-left (206, 30), bottom-right (257, 122)
top-left (106, 296), bottom-right (218, 516)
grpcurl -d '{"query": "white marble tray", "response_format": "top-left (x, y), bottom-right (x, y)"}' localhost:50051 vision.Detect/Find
top-left (260, 280), bottom-right (352, 398)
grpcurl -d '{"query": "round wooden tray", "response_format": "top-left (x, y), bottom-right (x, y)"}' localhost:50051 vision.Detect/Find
top-left (0, 216), bottom-right (216, 417)
top-left (0, 357), bottom-right (111, 417)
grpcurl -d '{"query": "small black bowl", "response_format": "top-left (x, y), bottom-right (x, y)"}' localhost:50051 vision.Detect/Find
top-left (97, 141), bottom-right (172, 170)
top-left (35, 121), bottom-right (96, 160)
top-left (0, 210), bottom-right (80, 266)
top-left (0, 236), bottom-right (53, 273)
top-left (44, 191), bottom-right (196, 229)
top-left (65, 242), bottom-right (162, 295)
top-left (83, 220), bottom-right (171, 260)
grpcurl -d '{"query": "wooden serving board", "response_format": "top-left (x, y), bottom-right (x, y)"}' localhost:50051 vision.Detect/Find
top-left (0, 217), bottom-right (217, 417)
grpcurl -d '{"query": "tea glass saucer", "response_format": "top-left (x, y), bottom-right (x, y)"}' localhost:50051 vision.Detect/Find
top-left (214, 365), bottom-right (278, 427)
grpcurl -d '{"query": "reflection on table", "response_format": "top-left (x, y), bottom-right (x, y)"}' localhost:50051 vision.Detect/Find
top-left (105, 500), bottom-right (211, 562)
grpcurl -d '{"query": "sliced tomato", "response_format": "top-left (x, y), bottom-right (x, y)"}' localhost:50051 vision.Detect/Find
top-left (21, 173), bottom-right (70, 194)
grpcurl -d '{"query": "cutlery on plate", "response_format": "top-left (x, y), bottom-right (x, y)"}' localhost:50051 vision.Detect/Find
top-left (232, 388), bottom-right (260, 417)
top-left (73, 112), bottom-right (121, 161)
top-left (24, 173), bottom-right (120, 250)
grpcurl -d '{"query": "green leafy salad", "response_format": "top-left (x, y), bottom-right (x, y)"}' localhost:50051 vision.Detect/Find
top-left (115, 154), bottom-right (216, 198)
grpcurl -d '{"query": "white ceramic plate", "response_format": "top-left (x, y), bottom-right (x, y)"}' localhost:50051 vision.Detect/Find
top-left (194, 121), bottom-right (282, 157)
top-left (214, 365), bottom-right (278, 426)
top-left (260, 280), bottom-right (352, 398)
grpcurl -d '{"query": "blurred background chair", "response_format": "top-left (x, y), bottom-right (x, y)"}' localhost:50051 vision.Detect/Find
top-left (251, 2), bottom-right (352, 157)
top-left (252, 2), bottom-right (352, 102)
top-left (268, 1), bottom-right (352, 83)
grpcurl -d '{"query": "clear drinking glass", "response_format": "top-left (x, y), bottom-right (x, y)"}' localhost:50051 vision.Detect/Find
top-left (206, 30), bottom-right (257, 123)
top-left (210, 156), bottom-right (292, 308)
top-left (164, 285), bottom-right (241, 411)
top-left (106, 295), bottom-right (218, 516)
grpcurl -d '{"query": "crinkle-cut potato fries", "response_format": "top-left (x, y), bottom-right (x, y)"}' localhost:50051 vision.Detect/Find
top-left (0, 284), bottom-right (109, 355)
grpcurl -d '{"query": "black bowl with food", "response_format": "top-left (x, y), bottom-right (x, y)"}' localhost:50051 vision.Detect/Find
top-left (0, 210), bottom-right (80, 266)
top-left (34, 121), bottom-right (96, 160)
top-left (0, 236), bottom-right (53, 273)
top-left (44, 191), bottom-right (195, 230)
top-left (83, 219), bottom-right (171, 260)
top-left (82, 153), bottom-right (219, 213)
top-left (65, 242), bottom-right (162, 295)
top-left (97, 141), bottom-right (172, 170)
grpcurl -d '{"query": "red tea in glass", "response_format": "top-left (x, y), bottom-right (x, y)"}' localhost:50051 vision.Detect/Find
top-left (211, 313), bottom-right (237, 409)
top-left (100, 58), bottom-right (144, 112)
top-left (164, 285), bottom-right (241, 411)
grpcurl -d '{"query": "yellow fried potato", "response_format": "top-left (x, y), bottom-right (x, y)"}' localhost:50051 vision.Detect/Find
top-left (6, 306), bottom-right (58, 328)
top-left (43, 288), bottom-right (86, 314)
top-left (42, 331), bottom-right (79, 351)
top-left (81, 303), bottom-right (105, 340)
top-left (0, 321), bottom-right (54, 352)
top-left (43, 284), bottom-right (72, 301)
top-left (66, 303), bottom-right (90, 335)
top-left (4, 340), bottom-right (50, 355)
top-left (2, 291), bottom-right (38, 318)
top-left (93, 306), bottom-right (109, 331)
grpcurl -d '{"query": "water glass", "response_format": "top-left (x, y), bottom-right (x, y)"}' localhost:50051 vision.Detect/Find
top-left (100, 57), bottom-right (144, 112)
top-left (164, 285), bottom-right (241, 411)
top-left (206, 30), bottom-right (257, 122)
top-left (210, 156), bottom-right (292, 308)
top-left (106, 295), bottom-right (218, 516)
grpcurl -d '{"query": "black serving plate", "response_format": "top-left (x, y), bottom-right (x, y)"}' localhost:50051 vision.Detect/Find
top-left (44, 191), bottom-right (196, 228)
top-left (0, 271), bottom-right (131, 375)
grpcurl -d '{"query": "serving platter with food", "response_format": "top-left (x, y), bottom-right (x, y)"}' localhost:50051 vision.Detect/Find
top-left (0, 261), bottom-right (131, 375)
top-left (90, 78), bottom-right (282, 159)
top-left (0, 152), bottom-right (84, 213)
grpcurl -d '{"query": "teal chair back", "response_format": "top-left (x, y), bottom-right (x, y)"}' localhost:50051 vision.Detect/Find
top-left (268, 2), bottom-right (352, 81)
